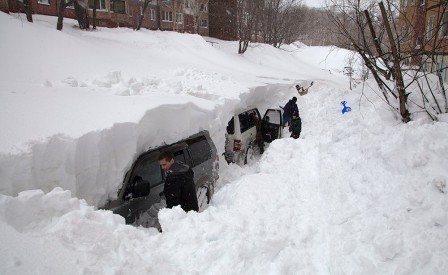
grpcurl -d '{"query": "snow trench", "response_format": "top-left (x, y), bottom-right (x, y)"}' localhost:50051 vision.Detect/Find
top-left (0, 83), bottom-right (293, 208)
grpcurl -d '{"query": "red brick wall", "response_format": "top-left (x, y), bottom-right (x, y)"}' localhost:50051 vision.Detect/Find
top-left (4, 0), bottom-right (213, 36)
top-left (31, 0), bottom-right (57, 16)
top-left (127, 2), bottom-right (158, 30)
top-left (0, 0), bottom-right (9, 13)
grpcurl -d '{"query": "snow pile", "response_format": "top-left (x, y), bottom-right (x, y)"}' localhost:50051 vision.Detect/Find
top-left (1, 12), bottom-right (448, 275)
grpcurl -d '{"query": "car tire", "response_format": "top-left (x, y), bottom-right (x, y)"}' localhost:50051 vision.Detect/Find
top-left (197, 184), bottom-right (210, 212)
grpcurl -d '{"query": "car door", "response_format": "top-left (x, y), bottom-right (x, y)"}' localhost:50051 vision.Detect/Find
top-left (262, 109), bottom-right (283, 143)
top-left (239, 109), bottom-right (259, 152)
top-left (111, 151), bottom-right (164, 225)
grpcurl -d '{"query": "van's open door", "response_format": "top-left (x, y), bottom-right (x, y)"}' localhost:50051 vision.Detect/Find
top-left (261, 109), bottom-right (283, 143)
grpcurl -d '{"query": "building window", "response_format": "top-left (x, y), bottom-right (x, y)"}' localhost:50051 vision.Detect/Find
top-left (426, 15), bottom-right (435, 41)
top-left (186, 16), bottom-right (190, 26)
top-left (441, 12), bottom-right (448, 39)
top-left (407, 25), bottom-right (413, 40)
top-left (66, 0), bottom-right (74, 8)
top-left (200, 3), bottom-right (207, 12)
top-left (113, 0), bottom-right (126, 14)
top-left (402, 0), bottom-right (407, 9)
top-left (38, 0), bottom-right (50, 5)
top-left (200, 19), bottom-right (207, 27)
top-left (150, 9), bottom-right (156, 20)
top-left (185, 0), bottom-right (190, 8)
top-left (176, 13), bottom-right (183, 24)
top-left (420, 0), bottom-right (425, 6)
top-left (89, 0), bottom-right (106, 10)
top-left (163, 11), bottom-right (173, 22)
top-left (415, 37), bottom-right (422, 49)
top-left (399, 26), bottom-right (405, 41)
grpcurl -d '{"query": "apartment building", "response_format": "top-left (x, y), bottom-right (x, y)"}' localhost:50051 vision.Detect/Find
top-left (159, 0), bottom-right (209, 36)
top-left (2, 0), bottom-right (208, 35)
top-left (398, 0), bottom-right (448, 81)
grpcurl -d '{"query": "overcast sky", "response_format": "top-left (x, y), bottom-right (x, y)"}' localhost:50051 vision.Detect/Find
top-left (303, 0), bottom-right (326, 8)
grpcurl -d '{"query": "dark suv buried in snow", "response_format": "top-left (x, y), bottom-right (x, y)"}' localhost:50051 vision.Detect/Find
top-left (101, 131), bottom-right (219, 227)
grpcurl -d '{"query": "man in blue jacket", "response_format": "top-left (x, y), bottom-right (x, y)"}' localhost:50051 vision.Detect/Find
top-left (283, 97), bottom-right (299, 127)
top-left (158, 151), bottom-right (199, 212)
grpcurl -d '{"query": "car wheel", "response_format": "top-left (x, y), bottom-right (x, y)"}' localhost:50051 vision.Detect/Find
top-left (197, 185), bottom-right (210, 212)
top-left (244, 145), bottom-right (255, 165)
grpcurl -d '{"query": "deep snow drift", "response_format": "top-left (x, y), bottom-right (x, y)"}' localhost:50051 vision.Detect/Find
top-left (1, 13), bottom-right (448, 275)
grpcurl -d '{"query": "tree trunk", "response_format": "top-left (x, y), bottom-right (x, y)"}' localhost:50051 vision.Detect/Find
top-left (57, 0), bottom-right (66, 31)
top-left (364, 9), bottom-right (392, 80)
top-left (23, 0), bottom-right (33, 22)
top-left (157, 0), bottom-right (162, 30)
top-left (379, 2), bottom-right (410, 123)
top-left (74, 0), bottom-right (89, 29)
top-left (195, 16), bottom-right (199, 34)
top-left (93, 0), bottom-right (98, 29)
top-left (136, 0), bottom-right (150, 31)
top-left (238, 40), bottom-right (249, 54)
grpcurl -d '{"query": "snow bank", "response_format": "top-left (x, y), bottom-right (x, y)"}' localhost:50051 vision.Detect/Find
top-left (1, 12), bottom-right (448, 275)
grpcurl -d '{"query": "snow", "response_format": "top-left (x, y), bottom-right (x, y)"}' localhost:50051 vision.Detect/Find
top-left (1, 12), bottom-right (448, 275)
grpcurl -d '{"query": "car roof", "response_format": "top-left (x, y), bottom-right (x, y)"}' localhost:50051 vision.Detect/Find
top-left (145, 130), bottom-right (209, 154)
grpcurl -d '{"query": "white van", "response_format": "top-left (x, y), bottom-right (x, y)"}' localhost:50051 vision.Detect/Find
top-left (224, 107), bottom-right (283, 165)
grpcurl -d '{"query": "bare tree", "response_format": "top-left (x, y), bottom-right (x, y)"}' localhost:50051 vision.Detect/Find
top-left (92, 0), bottom-right (98, 29)
top-left (167, 0), bottom-right (179, 31)
top-left (136, 0), bottom-right (152, 30)
top-left (237, 0), bottom-right (263, 54)
top-left (74, 0), bottom-right (90, 29)
top-left (327, 0), bottom-right (448, 122)
top-left (23, 0), bottom-right (33, 22)
top-left (290, 5), bottom-right (343, 46)
top-left (188, 0), bottom-right (209, 34)
top-left (57, 0), bottom-right (89, 30)
top-left (262, 0), bottom-right (303, 48)
top-left (57, 0), bottom-right (72, 31)
top-left (327, 0), bottom-right (411, 122)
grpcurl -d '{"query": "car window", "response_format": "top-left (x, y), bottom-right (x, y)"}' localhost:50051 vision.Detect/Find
top-left (265, 110), bottom-right (281, 124)
top-left (132, 157), bottom-right (163, 188)
top-left (188, 136), bottom-right (211, 166)
top-left (226, 117), bottom-right (235, 134)
top-left (239, 111), bottom-right (255, 133)
top-left (173, 149), bottom-right (186, 164)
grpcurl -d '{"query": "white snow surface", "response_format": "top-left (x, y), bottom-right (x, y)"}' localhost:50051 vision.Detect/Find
top-left (1, 13), bottom-right (448, 275)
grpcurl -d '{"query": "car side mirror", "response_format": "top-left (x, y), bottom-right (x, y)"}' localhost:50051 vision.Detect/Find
top-left (133, 178), bottom-right (150, 198)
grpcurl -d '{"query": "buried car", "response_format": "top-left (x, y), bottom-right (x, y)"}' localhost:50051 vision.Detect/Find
top-left (224, 107), bottom-right (283, 165)
top-left (101, 130), bottom-right (219, 228)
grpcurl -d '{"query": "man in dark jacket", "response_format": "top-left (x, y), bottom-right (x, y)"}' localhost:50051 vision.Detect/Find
top-left (282, 97), bottom-right (299, 127)
top-left (289, 114), bottom-right (302, 139)
top-left (158, 151), bottom-right (199, 212)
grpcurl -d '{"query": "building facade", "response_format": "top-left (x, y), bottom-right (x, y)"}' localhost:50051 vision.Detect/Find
top-left (398, 0), bottom-right (448, 81)
top-left (2, 0), bottom-right (209, 35)
top-left (159, 0), bottom-right (209, 36)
